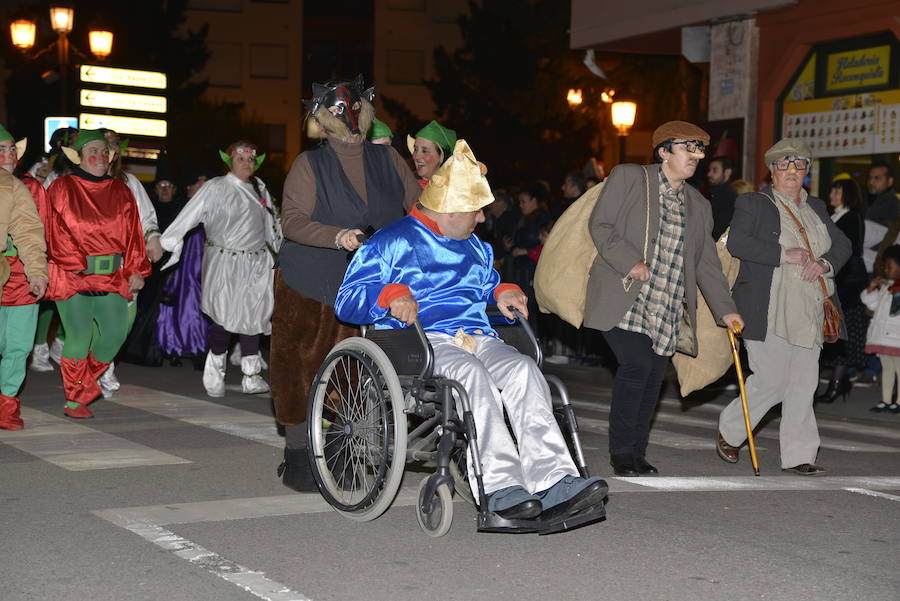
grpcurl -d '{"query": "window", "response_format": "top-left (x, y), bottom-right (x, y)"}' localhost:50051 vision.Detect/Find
top-left (207, 42), bottom-right (242, 87)
top-left (188, 0), bottom-right (242, 11)
top-left (250, 44), bottom-right (288, 79)
top-left (386, 49), bottom-right (424, 84)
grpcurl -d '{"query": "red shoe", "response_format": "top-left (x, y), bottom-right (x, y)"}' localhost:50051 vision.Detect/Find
top-left (63, 400), bottom-right (94, 419)
top-left (0, 394), bottom-right (24, 430)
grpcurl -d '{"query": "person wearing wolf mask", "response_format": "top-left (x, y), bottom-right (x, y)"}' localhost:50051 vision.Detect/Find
top-left (272, 75), bottom-right (421, 491)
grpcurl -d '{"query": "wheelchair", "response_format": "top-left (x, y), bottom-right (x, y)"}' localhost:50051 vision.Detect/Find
top-left (305, 309), bottom-right (605, 537)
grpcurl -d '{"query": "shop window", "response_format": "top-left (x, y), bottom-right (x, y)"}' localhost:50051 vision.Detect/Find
top-left (188, 0), bottom-right (242, 11)
top-left (207, 42), bottom-right (243, 88)
top-left (387, 49), bottom-right (424, 85)
top-left (251, 44), bottom-right (289, 79)
top-left (388, 0), bottom-right (425, 10)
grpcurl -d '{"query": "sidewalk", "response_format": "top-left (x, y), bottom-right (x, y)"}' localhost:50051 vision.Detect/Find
top-left (542, 359), bottom-right (900, 427)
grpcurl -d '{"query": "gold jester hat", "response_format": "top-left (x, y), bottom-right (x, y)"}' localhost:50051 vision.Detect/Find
top-left (419, 139), bottom-right (494, 213)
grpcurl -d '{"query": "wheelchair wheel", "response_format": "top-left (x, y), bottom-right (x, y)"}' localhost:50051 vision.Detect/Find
top-left (415, 477), bottom-right (453, 537)
top-left (308, 337), bottom-right (408, 522)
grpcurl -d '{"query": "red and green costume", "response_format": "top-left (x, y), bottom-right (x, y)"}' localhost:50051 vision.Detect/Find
top-left (46, 169), bottom-right (150, 418)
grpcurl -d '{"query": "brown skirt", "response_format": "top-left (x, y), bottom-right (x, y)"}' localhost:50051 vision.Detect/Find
top-left (270, 270), bottom-right (358, 425)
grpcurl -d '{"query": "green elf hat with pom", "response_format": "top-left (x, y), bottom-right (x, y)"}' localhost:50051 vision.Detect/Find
top-left (61, 129), bottom-right (107, 165)
top-left (407, 120), bottom-right (456, 158)
top-left (219, 146), bottom-right (266, 171)
top-left (368, 118), bottom-right (393, 140)
top-left (0, 123), bottom-right (28, 159)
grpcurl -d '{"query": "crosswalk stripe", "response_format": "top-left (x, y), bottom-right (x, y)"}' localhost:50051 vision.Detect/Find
top-left (109, 385), bottom-right (283, 447)
top-left (570, 399), bottom-right (900, 453)
top-left (613, 476), bottom-right (900, 492)
top-left (0, 407), bottom-right (190, 471)
top-left (844, 487), bottom-right (900, 503)
top-left (575, 415), bottom-right (769, 451)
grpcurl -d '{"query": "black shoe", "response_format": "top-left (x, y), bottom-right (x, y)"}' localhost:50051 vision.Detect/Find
top-left (277, 447), bottom-right (318, 492)
top-left (540, 478), bottom-right (609, 522)
top-left (782, 463), bottom-right (825, 475)
top-left (610, 454), bottom-right (639, 476)
top-left (494, 499), bottom-right (543, 520)
top-left (815, 376), bottom-right (851, 404)
top-left (634, 456), bottom-right (658, 475)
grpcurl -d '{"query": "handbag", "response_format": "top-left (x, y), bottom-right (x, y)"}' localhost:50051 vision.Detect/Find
top-left (772, 196), bottom-right (842, 343)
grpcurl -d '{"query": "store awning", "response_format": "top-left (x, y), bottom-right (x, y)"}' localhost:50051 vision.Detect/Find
top-left (570, 0), bottom-right (797, 49)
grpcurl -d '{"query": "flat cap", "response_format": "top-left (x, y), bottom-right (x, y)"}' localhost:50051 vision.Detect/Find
top-left (764, 138), bottom-right (813, 165)
top-left (652, 121), bottom-right (710, 148)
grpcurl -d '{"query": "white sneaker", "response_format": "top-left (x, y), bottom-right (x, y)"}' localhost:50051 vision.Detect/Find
top-left (99, 363), bottom-right (120, 398)
top-left (49, 338), bottom-right (64, 365)
top-left (203, 352), bottom-right (227, 397)
top-left (29, 343), bottom-right (54, 372)
top-left (241, 354), bottom-right (270, 394)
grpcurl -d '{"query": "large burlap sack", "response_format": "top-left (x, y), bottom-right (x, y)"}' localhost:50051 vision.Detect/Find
top-left (672, 230), bottom-right (741, 396)
top-left (534, 183), bottom-right (604, 328)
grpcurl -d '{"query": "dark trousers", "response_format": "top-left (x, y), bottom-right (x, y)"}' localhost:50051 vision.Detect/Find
top-left (207, 323), bottom-right (259, 356)
top-left (601, 327), bottom-right (670, 458)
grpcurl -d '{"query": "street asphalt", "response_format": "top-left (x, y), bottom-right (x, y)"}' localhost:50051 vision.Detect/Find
top-left (2, 353), bottom-right (898, 601)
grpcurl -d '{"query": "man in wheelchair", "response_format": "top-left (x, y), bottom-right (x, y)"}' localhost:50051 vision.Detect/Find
top-left (335, 140), bottom-right (607, 527)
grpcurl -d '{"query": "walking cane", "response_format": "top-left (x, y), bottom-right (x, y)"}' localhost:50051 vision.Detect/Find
top-left (726, 322), bottom-right (760, 476)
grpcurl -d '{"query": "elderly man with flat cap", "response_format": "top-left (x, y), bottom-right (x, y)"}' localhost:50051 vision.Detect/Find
top-left (716, 138), bottom-right (850, 475)
top-left (585, 121), bottom-right (744, 477)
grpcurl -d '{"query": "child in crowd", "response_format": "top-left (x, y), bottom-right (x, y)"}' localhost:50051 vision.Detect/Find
top-left (860, 244), bottom-right (900, 413)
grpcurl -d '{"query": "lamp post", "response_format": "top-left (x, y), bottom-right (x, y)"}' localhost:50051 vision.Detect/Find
top-left (611, 100), bottom-right (637, 165)
top-left (9, 4), bottom-right (114, 114)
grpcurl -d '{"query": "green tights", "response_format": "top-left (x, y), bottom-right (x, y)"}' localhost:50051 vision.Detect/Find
top-left (56, 293), bottom-right (130, 363)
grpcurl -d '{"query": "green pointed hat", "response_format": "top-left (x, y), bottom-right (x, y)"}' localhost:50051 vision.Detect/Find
top-left (0, 123), bottom-right (27, 158)
top-left (61, 129), bottom-right (107, 164)
top-left (407, 120), bottom-right (457, 157)
top-left (368, 118), bottom-right (393, 140)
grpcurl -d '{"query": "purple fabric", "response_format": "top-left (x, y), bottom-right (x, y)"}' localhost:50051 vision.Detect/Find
top-left (156, 226), bottom-right (209, 355)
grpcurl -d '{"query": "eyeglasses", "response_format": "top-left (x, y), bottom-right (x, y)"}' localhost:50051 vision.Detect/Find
top-left (671, 140), bottom-right (707, 154)
top-left (156, 182), bottom-right (175, 189)
top-left (771, 157), bottom-right (810, 171)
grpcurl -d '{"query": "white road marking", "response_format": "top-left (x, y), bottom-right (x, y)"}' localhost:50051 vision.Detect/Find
top-left (614, 476), bottom-right (900, 492)
top-left (575, 415), bottom-right (763, 450)
top-left (0, 407), bottom-right (190, 470)
top-left (122, 521), bottom-right (310, 601)
top-left (843, 487), bottom-right (900, 503)
top-left (570, 399), bottom-right (900, 453)
top-left (110, 385), bottom-right (282, 447)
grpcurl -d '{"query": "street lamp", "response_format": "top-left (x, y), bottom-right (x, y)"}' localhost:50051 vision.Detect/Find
top-left (8, 4), bottom-right (114, 114)
top-left (566, 88), bottom-right (583, 107)
top-left (611, 100), bottom-right (637, 164)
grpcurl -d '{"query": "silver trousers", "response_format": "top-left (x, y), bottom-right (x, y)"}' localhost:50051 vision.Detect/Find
top-left (427, 333), bottom-right (577, 496)
top-left (718, 333), bottom-right (821, 468)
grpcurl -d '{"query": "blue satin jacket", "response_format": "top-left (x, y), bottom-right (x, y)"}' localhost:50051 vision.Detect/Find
top-left (335, 213), bottom-right (503, 335)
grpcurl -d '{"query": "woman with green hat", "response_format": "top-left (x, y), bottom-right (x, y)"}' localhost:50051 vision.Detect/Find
top-left (408, 120), bottom-right (457, 188)
top-left (367, 118), bottom-right (393, 146)
top-left (0, 124), bottom-right (49, 430)
top-left (45, 129), bottom-right (151, 419)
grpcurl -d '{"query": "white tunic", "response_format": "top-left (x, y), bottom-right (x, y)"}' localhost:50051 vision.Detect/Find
top-left (161, 173), bottom-right (283, 335)
top-left (123, 172), bottom-right (160, 240)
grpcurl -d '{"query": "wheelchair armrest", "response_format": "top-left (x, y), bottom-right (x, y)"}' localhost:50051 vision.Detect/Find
top-left (364, 319), bottom-right (434, 378)
top-left (486, 306), bottom-right (542, 368)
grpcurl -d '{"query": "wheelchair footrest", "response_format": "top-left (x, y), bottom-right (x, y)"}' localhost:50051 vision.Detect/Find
top-left (476, 500), bottom-right (607, 534)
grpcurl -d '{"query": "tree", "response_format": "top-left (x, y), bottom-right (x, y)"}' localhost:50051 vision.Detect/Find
top-left (382, 0), bottom-right (706, 187)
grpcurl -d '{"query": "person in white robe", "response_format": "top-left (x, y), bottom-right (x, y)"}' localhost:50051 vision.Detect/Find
top-left (161, 141), bottom-right (282, 396)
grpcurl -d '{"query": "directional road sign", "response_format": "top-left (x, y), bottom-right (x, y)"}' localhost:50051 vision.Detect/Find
top-left (79, 113), bottom-right (168, 137)
top-left (79, 65), bottom-right (167, 89)
top-left (43, 116), bottom-right (79, 152)
top-left (79, 89), bottom-right (167, 113)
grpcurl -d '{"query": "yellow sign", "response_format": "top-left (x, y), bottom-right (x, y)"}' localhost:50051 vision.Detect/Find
top-left (79, 113), bottom-right (168, 137)
top-left (79, 89), bottom-right (167, 113)
top-left (826, 45), bottom-right (891, 92)
top-left (79, 65), bottom-right (167, 89)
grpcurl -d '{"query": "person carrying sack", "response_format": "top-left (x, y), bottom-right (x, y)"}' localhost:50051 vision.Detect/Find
top-left (715, 138), bottom-right (851, 475)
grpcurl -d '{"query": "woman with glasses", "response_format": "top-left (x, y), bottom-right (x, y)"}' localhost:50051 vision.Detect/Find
top-left (585, 121), bottom-right (743, 477)
top-left (715, 138), bottom-right (851, 475)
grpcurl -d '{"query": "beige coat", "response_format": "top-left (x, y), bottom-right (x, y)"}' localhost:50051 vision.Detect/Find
top-left (0, 169), bottom-right (47, 287)
top-left (584, 163), bottom-right (736, 357)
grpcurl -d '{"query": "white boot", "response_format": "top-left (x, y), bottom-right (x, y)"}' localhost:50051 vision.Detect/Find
top-left (241, 354), bottom-right (270, 394)
top-left (203, 352), bottom-right (227, 397)
top-left (49, 338), bottom-right (64, 365)
top-left (99, 363), bottom-right (121, 398)
top-left (29, 343), bottom-right (54, 372)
